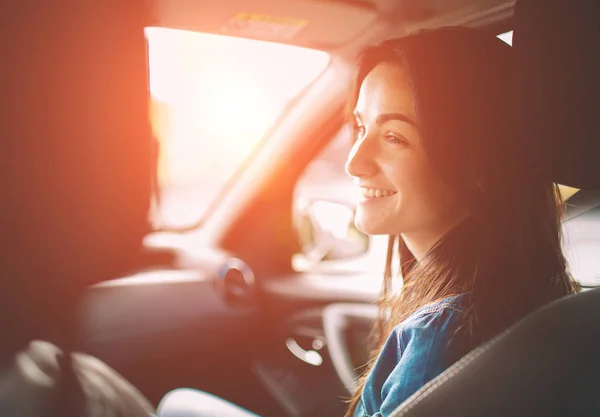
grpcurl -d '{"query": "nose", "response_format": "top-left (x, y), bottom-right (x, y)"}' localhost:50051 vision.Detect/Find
top-left (345, 132), bottom-right (378, 179)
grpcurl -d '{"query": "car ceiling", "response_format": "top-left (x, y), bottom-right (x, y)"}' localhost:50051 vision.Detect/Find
top-left (152, 0), bottom-right (515, 53)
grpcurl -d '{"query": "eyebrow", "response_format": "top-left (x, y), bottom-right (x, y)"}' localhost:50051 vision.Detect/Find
top-left (354, 111), bottom-right (417, 128)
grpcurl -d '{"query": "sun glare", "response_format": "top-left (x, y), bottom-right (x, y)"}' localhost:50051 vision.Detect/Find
top-left (145, 27), bottom-right (330, 227)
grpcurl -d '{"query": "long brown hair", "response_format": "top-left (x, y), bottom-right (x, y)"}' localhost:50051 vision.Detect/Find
top-left (345, 27), bottom-right (578, 416)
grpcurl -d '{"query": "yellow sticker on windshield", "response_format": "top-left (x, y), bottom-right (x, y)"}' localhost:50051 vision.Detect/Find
top-left (223, 13), bottom-right (308, 41)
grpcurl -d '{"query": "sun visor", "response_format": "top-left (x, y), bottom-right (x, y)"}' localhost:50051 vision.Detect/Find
top-left (513, 0), bottom-right (600, 190)
top-left (152, 0), bottom-right (378, 48)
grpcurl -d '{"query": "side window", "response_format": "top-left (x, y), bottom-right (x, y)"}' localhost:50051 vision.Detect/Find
top-left (562, 203), bottom-right (600, 288)
top-left (293, 126), bottom-right (387, 275)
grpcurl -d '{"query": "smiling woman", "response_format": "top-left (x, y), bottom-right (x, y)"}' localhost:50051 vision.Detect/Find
top-left (145, 27), bottom-right (330, 229)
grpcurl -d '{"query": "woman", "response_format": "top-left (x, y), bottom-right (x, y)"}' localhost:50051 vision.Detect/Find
top-left (342, 25), bottom-right (580, 416)
top-left (158, 26), bottom-right (577, 417)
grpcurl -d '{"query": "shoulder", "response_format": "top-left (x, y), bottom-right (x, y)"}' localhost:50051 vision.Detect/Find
top-left (374, 295), bottom-right (470, 414)
top-left (411, 293), bottom-right (468, 317)
top-left (393, 294), bottom-right (468, 345)
top-left (360, 294), bottom-right (470, 416)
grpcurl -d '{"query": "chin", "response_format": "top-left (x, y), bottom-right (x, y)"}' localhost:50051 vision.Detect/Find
top-left (355, 217), bottom-right (390, 236)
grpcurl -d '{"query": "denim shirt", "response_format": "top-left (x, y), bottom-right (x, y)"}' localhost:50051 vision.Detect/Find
top-left (355, 294), bottom-right (468, 417)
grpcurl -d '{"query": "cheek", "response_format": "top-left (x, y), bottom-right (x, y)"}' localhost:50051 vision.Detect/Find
top-left (391, 153), bottom-right (464, 223)
top-left (385, 151), bottom-right (434, 194)
top-left (387, 151), bottom-right (459, 223)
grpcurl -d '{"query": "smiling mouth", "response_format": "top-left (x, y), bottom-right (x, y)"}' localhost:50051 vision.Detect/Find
top-left (360, 187), bottom-right (397, 198)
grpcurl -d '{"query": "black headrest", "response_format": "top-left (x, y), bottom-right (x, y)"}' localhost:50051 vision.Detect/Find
top-left (513, 0), bottom-right (600, 190)
top-left (0, 3), bottom-right (156, 289)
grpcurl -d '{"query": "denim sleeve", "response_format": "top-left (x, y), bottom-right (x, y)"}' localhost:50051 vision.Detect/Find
top-left (356, 305), bottom-right (464, 417)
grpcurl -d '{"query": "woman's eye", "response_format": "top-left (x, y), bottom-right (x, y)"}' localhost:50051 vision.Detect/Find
top-left (384, 133), bottom-right (408, 146)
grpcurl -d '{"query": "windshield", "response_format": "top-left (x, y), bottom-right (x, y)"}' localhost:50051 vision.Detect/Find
top-left (146, 28), bottom-right (330, 229)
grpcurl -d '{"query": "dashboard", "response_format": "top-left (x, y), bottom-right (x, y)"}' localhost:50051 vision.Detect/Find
top-left (81, 243), bottom-right (381, 416)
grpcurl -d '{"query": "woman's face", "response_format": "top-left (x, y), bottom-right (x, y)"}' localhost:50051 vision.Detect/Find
top-left (346, 62), bottom-right (470, 239)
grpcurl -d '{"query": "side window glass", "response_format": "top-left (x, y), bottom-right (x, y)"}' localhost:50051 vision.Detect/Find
top-left (293, 126), bottom-right (387, 275)
top-left (563, 205), bottom-right (600, 288)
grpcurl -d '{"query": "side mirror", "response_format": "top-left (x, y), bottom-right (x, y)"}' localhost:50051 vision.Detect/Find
top-left (296, 200), bottom-right (369, 263)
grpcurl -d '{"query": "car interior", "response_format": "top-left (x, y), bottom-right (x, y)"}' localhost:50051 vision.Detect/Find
top-left (2, 0), bottom-right (599, 416)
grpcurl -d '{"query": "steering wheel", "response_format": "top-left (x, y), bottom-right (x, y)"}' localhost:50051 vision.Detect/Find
top-left (322, 303), bottom-right (378, 394)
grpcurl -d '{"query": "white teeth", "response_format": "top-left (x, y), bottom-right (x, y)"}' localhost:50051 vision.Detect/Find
top-left (360, 187), bottom-right (397, 198)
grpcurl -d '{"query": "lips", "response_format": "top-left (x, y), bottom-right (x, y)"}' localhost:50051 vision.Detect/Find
top-left (360, 186), bottom-right (397, 198)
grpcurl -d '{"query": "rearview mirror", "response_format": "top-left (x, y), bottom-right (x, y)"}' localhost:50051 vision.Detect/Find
top-left (296, 200), bottom-right (369, 263)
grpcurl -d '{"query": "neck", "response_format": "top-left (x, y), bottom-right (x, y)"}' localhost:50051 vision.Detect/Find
top-left (401, 231), bottom-right (440, 262)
